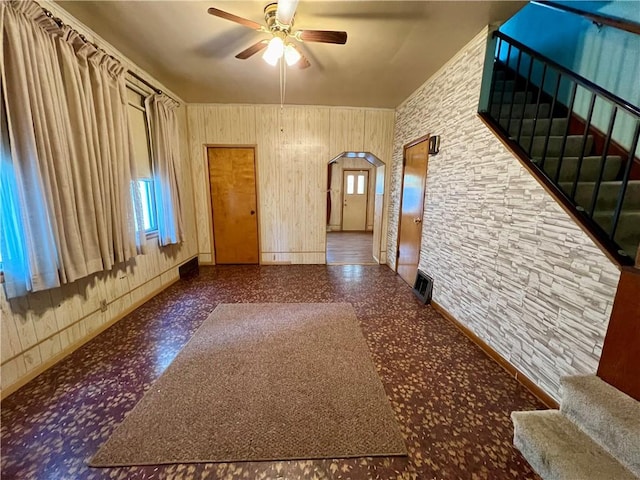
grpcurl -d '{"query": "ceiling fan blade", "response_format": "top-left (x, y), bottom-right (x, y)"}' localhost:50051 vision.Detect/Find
top-left (276, 0), bottom-right (299, 25)
top-left (288, 44), bottom-right (310, 69)
top-left (298, 30), bottom-right (347, 45)
top-left (235, 40), bottom-right (269, 59)
top-left (207, 7), bottom-right (263, 30)
top-left (293, 54), bottom-right (311, 69)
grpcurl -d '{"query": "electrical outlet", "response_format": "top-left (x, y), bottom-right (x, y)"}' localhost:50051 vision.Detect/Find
top-left (100, 300), bottom-right (108, 312)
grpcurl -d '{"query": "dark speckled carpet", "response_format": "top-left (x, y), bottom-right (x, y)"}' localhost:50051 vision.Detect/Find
top-left (90, 303), bottom-right (406, 466)
top-left (1, 265), bottom-right (543, 479)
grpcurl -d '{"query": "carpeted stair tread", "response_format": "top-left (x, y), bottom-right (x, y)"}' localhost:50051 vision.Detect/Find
top-left (507, 118), bottom-right (569, 137)
top-left (533, 155), bottom-right (622, 183)
top-left (559, 180), bottom-right (640, 212)
top-left (492, 102), bottom-right (551, 119)
top-left (512, 410), bottom-right (637, 480)
top-left (494, 90), bottom-right (534, 104)
top-left (560, 376), bottom-right (640, 477)
top-left (493, 79), bottom-right (516, 92)
top-left (591, 211), bottom-right (640, 256)
top-left (520, 135), bottom-right (594, 158)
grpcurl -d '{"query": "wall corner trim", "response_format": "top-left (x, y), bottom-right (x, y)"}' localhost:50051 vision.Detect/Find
top-left (431, 300), bottom-right (559, 409)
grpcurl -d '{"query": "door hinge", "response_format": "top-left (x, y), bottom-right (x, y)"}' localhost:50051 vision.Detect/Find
top-left (402, 156), bottom-right (407, 167)
top-left (397, 248), bottom-right (401, 258)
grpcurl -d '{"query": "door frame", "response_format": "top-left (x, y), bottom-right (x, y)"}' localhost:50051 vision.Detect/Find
top-left (341, 168), bottom-right (370, 231)
top-left (205, 144), bottom-right (261, 265)
top-left (395, 134), bottom-right (430, 279)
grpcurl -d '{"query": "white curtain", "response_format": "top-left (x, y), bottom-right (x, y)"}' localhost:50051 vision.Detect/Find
top-left (145, 94), bottom-right (184, 246)
top-left (0, 1), bottom-right (145, 298)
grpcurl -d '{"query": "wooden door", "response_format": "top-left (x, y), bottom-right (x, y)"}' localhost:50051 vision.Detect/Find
top-left (397, 138), bottom-right (429, 285)
top-left (208, 147), bottom-right (259, 264)
top-left (342, 170), bottom-right (369, 231)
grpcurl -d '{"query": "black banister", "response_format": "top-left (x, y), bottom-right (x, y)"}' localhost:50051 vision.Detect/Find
top-left (482, 30), bottom-right (640, 266)
top-left (493, 31), bottom-right (640, 119)
top-left (532, 1), bottom-right (640, 37)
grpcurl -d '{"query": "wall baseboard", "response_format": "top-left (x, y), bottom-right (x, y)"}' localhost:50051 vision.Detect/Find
top-left (1, 276), bottom-right (180, 401)
top-left (431, 300), bottom-right (559, 409)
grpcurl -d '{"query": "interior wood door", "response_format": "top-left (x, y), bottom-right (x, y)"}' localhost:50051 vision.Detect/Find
top-left (208, 147), bottom-right (259, 264)
top-left (342, 170), bottom-right (369, 231)
top-left (397, 138), bottom-right (429, 285)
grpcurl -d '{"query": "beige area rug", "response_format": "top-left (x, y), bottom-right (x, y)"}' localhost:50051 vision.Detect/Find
top-left (90, 303), bottom-right (407, 466)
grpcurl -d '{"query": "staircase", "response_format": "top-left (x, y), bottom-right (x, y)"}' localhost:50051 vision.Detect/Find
top-left (482, 32), bottom-right (640, 266)
top-left (512, 375), bottom-right (640, 480)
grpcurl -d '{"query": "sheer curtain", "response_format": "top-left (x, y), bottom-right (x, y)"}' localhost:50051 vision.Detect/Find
top-left (0, 1), bottom-right (144, 298)
top-left (145, 94), bottom-right (184, 246)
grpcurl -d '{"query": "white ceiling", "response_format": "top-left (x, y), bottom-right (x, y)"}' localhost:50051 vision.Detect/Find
top-left (56, 1), bottom-right (525, 108)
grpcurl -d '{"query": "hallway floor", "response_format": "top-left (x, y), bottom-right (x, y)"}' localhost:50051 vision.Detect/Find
top-left (326, 231), bottom-right (377, 265)
top-left (1, 265), bottom-right (542, 480)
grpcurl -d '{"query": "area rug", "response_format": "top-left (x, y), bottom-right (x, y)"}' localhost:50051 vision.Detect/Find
top-left (90, 303), bottom-right (407, 466)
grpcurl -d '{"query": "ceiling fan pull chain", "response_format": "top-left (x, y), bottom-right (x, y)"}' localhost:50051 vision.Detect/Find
top-left (280, 56), bottom-right (287, 109)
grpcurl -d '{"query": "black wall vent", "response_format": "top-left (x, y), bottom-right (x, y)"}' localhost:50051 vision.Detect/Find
top-left (413, 270), bottom-right (433, 304)
top-left (179, 257), bottom-right (199, 279)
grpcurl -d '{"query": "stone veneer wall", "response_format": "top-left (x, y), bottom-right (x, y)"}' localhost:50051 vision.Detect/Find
top-left (386, 27), bottom-right (621, 401)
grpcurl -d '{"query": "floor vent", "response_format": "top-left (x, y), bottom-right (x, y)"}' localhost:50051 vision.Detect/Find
top-left (412, 270), bottom-right (433, 304)
top-left (179, 257), bottom-right (199, 279)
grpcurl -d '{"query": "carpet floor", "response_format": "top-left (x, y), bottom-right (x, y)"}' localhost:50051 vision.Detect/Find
top-left (91, 303), bottom-right (406, 466)
top-left (1, 265), bottom-right (543, 479)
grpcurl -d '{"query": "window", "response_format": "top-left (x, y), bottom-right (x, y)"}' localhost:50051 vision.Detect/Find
top-left (136, 179), bottom-right (158, 232)
top-left (126, 86), bottom-right (157, 234)
top-left (357, 174), bottom-right (366, 194)
top-left (346, 174), bottom-right (355, 195)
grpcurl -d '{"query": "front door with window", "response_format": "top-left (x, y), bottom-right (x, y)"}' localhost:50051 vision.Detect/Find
top-left (208, 147), bottom-right (259, 264)
top-left (342, 170), bottom-right (368, 231)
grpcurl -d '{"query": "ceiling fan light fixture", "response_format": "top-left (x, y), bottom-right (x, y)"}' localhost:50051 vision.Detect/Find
top-left (262, 36), bottom-right (284, 65)
top-left (284, 44), bottom-right (301, 66)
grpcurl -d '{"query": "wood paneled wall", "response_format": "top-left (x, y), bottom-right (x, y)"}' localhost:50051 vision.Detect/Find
top-left (1, 105), bottom-right (198, 398)
top-left (186, 105), bottom-right (395, 265)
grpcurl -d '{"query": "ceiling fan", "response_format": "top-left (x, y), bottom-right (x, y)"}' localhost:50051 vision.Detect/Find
top-left (207, 0), bottom-right (348, 69)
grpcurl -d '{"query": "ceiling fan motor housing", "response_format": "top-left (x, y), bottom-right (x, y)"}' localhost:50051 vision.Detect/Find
top-left (264, 3), bottom-right (293, 33)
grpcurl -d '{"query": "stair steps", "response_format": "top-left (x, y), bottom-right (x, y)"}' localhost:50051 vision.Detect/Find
top-left (521, 135), bottom-right (594, 158)
top-left (493, 79), bottom-right (516, 92)
top-left (512, 375), bottom-right (640, 480)
top-left (495, 90), bottom-right (535, 104)
top-left (506, 118), bottom-right (569, 137)
top-left (534, 155), bottom-right (622, 183)
top-left (489, 63), bottom-right (640, 259)
top-left (512, 411), bottom-right (637, 480)
top-left (560, 376), bottom-right (640, 477)
top-left (592, 211), bottom-right (640, 255)
top-left (559, 180), bottom-right (640, 212)
top-left (492, 102), bottom-right (551, 119)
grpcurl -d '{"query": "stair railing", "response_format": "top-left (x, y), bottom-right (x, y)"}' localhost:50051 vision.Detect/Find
top-left (479, 30), bottom-right (640, 266)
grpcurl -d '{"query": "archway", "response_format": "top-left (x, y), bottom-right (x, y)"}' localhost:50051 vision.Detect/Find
top-left (326, 152), bottom-right (386, 265)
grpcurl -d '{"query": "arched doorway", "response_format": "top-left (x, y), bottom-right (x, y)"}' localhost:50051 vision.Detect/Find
top-left (326, 152), bottom-right (386, 265)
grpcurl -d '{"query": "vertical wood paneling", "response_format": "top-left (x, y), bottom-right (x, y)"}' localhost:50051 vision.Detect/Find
top-left (254, 106), bottom-right (281, 254)
top-left (329, 108), bottom-right (365, 157)
top-left (187, 106), bottom-right (213, 260)
top-left (189, 104), bottom-right (392, 265)
top-left (187, 104), bottom-right (257, 262)
top-left (364, 110), bottom-right (395, 259)
top-left (254, 106), bottom-right (330, 258)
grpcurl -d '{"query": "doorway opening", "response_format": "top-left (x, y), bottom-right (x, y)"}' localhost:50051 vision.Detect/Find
top-left (326, 152), bottom-right (385, 265)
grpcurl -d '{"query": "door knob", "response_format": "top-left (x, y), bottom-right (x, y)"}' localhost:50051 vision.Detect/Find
top-left (250, 210), bottom-right (255, 215)
top-left (413, 217), bottom-right (422, 224)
